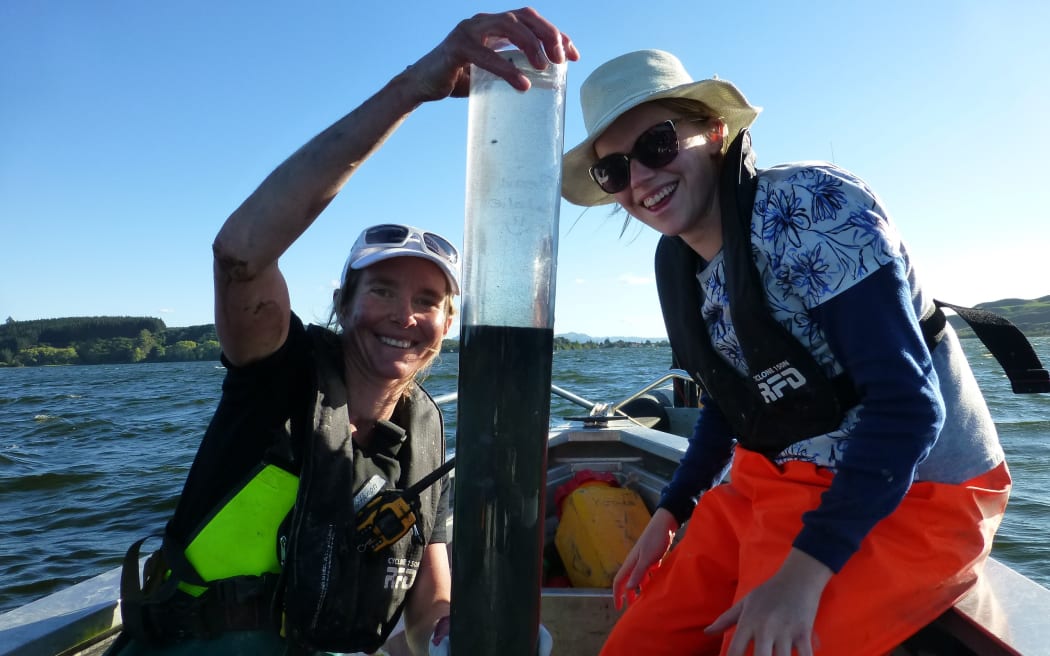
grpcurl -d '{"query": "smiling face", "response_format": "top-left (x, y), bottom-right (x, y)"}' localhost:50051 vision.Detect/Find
top-left (338, 256), bottom-right (453, 384)
top-left (594, 102), bottom-right (726, 257)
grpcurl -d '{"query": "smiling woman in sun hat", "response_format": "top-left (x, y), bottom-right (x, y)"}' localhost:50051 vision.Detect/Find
top-left (562, 49), bottom-right (1011, 656)
top-left (561, 49), bottom-right (760, 208)
top-left (105, 9), bottom-right (577, 656)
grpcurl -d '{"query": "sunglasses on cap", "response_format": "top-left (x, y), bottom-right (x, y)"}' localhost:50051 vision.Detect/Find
top-left (360, 224), bottom-right (460, 265)
top-left (343, 223), bottom-right (462, 294)
top-left (588, 119), bottom-right (706, 195)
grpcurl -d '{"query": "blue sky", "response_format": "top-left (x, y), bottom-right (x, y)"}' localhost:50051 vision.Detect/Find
top-left (3, 1), bottom-right (1048, 339)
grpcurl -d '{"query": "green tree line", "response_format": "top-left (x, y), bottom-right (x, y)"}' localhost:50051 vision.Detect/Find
top-left (0, 316), bottom-right (672, 367)
top-left (8, 293), bottom-right (1044, 367)
top-left (1, 317), bottom-right (220, 366)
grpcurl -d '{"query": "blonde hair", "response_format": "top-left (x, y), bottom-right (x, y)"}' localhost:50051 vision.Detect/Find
top-left (651, 97), bottom-right (729, 153)
top-left (327, 266), bottom-right (456, 390)
top-left (328, 269), bottom-right (457, 327)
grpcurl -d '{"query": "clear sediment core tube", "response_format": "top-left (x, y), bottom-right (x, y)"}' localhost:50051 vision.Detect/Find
top-left (450, 50), bottom-right (566, 656)
top-left (461, 49), bottom-right (566, 329)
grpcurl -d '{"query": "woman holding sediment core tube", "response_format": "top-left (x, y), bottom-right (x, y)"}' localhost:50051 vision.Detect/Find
top-left (106, 9), bottom-right (577, 656)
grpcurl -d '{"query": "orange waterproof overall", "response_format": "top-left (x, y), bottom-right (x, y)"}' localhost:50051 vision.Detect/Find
top-left (600, 448), bottom-right (1011, 656)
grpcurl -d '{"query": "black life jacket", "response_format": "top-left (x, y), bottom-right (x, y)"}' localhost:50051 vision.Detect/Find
top-left (119, 324), bottom-right (446, 654)
top-left (281, 325), bottom-right (446, 654)
top-left (656, 130), bottom-right (1049, 457)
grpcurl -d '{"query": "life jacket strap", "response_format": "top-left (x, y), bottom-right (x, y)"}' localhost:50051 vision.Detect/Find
top-left (922, 301), bottom-right (1050, 394)
top-left (119, 533), bottom-right (178, 645)
top-left (119, 532), bottom-right (283, 644)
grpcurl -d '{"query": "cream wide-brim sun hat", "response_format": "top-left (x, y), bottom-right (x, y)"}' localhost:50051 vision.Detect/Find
top-left (562, 49), bottom-right (762, 207)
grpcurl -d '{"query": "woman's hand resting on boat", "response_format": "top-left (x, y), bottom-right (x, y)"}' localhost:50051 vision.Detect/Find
top-left (704, 548), bottom-right (833, 656)
top-left (403, 7), bottom-right (579, 102)
top-left (612, 507), bottom-right (679, 610)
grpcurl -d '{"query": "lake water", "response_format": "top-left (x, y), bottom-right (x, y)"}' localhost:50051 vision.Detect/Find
top-left (1, 339), bottom-right (1048, 613)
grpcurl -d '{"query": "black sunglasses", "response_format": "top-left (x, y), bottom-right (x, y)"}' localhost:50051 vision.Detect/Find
top-left (588, 119), bottom-right (703, 195)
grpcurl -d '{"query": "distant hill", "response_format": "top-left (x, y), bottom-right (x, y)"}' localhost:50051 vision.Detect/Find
top-left (946, 294), bottom-right (1050, 338)
top-left (560, 295), bottom-right (1050, 342)
top-left (556, 332), bottom-right (667, 343)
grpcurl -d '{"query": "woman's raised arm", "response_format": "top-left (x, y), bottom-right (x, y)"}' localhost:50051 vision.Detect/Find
top-left (211, 8), bottom-right (577, 366)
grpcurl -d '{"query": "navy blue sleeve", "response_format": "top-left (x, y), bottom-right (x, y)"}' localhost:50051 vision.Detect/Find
top-left (657, 390), bottom-right (735, 525)
top-left (793, 261), bottom-right (944, 572)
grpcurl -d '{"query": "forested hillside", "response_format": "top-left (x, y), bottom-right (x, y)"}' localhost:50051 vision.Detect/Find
top-left (0, 316), bottom-right (218, 366)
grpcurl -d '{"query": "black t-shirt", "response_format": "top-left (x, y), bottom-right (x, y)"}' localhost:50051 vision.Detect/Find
top-left (168, 313), bottom-right (450, 546)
